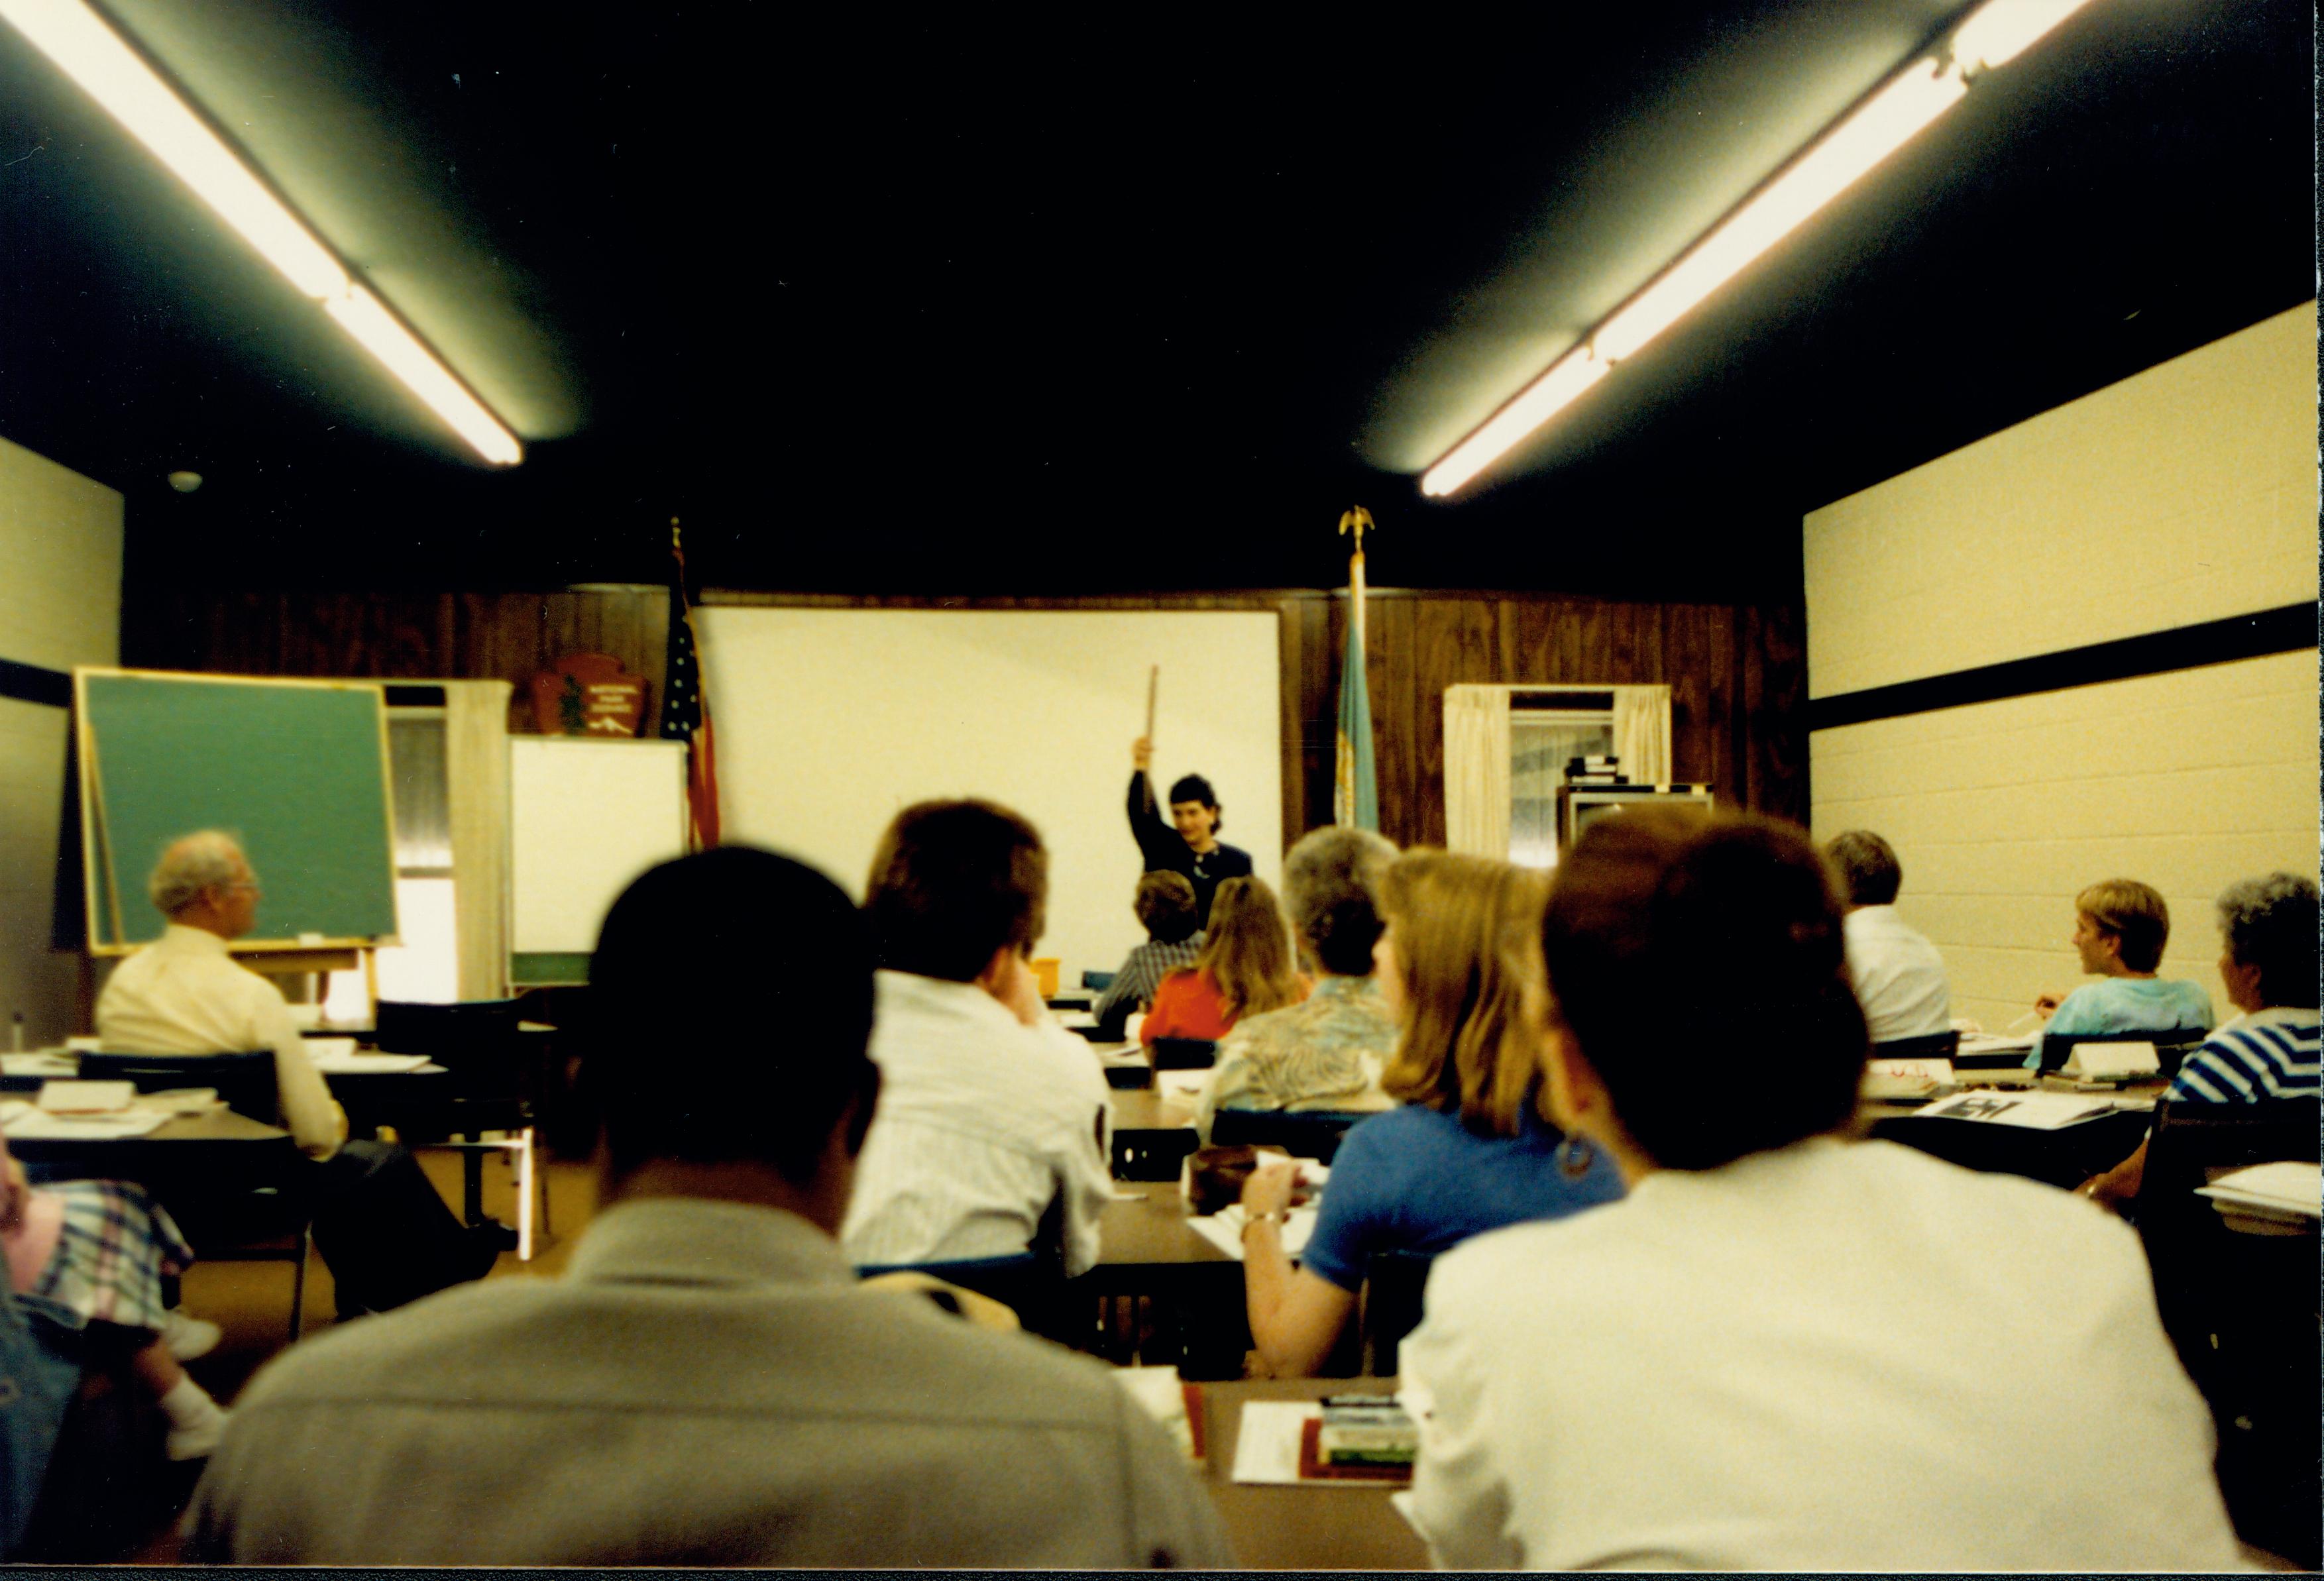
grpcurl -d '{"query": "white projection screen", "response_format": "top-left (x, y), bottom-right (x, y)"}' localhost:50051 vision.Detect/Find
top-left (697, 606), bottom-right (1284, 986)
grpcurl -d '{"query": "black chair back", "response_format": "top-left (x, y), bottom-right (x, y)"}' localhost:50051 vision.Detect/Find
top-left (2138, 1095), bottom-right (2320, 1211)
top-left (1148, 1036), bottom-right (1217, 1071)
top-left (1869, 1030), bottom-right (1960, 1062)
top-left (79, 1050), bottom-right (280, 1125)
top-left (2038, 1026), bottom-right (2207, 1076)
top-left (1362, 1248), bottom-right (1437, 1376)
top-left (374, 999), bottom-right (522, 1061)
top-left (1208, 1107), bottom-right (1369, 1163)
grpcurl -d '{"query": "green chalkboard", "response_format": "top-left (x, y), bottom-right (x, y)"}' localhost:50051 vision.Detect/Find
top-left (78, 669), bottom-right (400, 951)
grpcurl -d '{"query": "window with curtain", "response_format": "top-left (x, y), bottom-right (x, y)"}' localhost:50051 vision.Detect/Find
top-left (1510, 708), bottom-right (1616, 869)
top-left (323, 708), bottom-right (461, 1014)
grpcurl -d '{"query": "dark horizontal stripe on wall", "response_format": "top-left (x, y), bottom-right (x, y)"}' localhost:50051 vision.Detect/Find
top-left (0, 657), bottom-right (71, 708)
top-left (1808, 602), bottom-right (2318, 732)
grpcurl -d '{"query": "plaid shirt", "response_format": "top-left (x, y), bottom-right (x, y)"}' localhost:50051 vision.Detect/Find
top-left (1092, 932), bottom-right (1205, 1038)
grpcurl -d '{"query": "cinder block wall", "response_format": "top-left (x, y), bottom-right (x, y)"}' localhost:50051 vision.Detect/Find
top-left (1805, 303), bottom-right (2320, 1031)
top-left (0, 436), bottom-right (123, 1043)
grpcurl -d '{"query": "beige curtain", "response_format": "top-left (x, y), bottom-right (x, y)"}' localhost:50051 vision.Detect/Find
top-left (1442, 685), bottom-right (1512, 857)
top-left (443, 681), bottom-right (513, 1003)
top-left (1611, 685), bottom-right (1673, 785)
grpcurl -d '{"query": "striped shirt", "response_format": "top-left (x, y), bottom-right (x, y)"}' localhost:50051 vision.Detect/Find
top-left (1091, 932), bottom-right (1205, 1039)
top-left (2165, 1007), bottom-right (2320, 1104)
top-left (842, 972), bottom-right (1113, 1277)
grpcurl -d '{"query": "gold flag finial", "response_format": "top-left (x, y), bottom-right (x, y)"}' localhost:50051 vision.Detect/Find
top-left (1337, 505), bottom-right (1375, 554)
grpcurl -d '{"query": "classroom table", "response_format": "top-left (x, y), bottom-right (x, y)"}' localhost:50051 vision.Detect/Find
top-left (7, 1107), bottom-right (299, 1177)
top-left (1859, 1078), bottom-right (2159, 1189)
top-left (1108, 1084), bottom-right (1201, 1179)
top-left (1078, 1179), bottom-right (1246, 1378)
top-left (1197, 1376), bottom-right (1429, 1570)
top-left (7, 1107), bottom-right (310, 1244)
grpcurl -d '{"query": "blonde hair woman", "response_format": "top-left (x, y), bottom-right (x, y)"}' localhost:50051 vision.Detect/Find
top-left (1236, 851), bottom-right (1624, 1377)
top-left (1141, 875), bottom-right (1307, 1042)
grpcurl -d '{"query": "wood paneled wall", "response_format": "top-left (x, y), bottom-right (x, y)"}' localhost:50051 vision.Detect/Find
top-left (129, 588), bottom-right (672, 734)
top-left (129, 586), bottom-right (1808, 845)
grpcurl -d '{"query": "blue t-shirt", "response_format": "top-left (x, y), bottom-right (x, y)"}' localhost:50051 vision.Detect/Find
top-left (1300, 1104), bottom-right (1625, 1293)
top-left (2024, 977), bottom-right (2216, 1068)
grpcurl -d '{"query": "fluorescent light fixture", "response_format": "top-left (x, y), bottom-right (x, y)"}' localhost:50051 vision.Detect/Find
top-left (1953, 0), bottom-right (2098, 72)
top-left (326, 286), bottom-right (525, 466)
top-left (1593, 62), bottom-right (1965, 364)
top-left (1421, 2), bottom-right (2101, 496)
top-left (0, 0), bottom-right (523, 466)
top-left (1421, 349), bottom-right (1606, 497)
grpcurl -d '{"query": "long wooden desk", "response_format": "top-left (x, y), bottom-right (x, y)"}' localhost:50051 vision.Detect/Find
top-left (1199, 1377), bottom-right (1429, 1570)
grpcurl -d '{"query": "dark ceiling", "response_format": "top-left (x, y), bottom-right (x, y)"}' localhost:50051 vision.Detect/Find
top-left (0, 0), bottom-right (2311, 600)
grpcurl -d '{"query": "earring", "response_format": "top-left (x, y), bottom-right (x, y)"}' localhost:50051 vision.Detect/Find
top-left (1555, 1132), bottom-right (1596, 1180)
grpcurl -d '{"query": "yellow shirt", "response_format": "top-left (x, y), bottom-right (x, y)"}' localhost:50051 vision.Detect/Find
top-left (95, 923), bottom-right (349, 1158)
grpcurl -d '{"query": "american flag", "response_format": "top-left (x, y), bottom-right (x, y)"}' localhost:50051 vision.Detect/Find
top-left (662, 523), bottom-right (721, 848)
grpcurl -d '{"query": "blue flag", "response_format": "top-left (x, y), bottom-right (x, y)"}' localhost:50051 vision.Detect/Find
top-left (1335, 610), bottom-right (1379, 830)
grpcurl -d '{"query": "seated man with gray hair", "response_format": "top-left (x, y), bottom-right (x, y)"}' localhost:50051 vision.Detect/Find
top-left (1823, 830), bottom-right (1950, 1042)
top-left (97, 831), bottom-right (501, 1315)
top-left (1194, 826), bottom-right (1400, 1141)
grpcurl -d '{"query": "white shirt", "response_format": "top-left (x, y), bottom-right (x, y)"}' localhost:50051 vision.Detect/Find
top-left (842, 971), bottom-right (1113, 1278)
top-left (1842, 904), bottom-right (1952, 1042)
top-left (95, 923), bottom-right (348, 1158)
top-left (1404, 1137), bottom-right (2242, 1572)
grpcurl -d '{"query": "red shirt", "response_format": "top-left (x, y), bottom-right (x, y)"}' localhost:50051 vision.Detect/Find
top-left (1141, 967), bottom-right (1309, 1043)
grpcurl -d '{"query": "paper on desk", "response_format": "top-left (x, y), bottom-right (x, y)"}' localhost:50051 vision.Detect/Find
top-left (1231, 1401), bottom-right (1320, 1484)
top-left (3, 1108), bottom-right (169, 1140)
top-left (1189, 1203), bottom-right (1319, 1262)
top-left (0, 1052), bottom-right (77, 1078)
top-left (1230, 1399), bottom-right (1402, 1487)
top-left (1055, 1009), bottom-right (1099, 1030)
top-left (1155, 1068), bottom-right (1208, 1101)
top-left (1912, 1089), bottom-right (2123, 1130)
top-left (2197, 1160), bottom-right (2321, 1218)
top-left (1091, 1041), bottom-right (1144, 1064)
top-left (1956, 1032), bottom-right (2040, 1057)
top-left (309, 1048), bottom-right (434, 1074)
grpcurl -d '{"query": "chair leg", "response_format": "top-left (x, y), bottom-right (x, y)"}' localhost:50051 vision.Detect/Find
top-left (289, 1228), bottom-right (310, 1343)
top-left (514, 1127), bottom-right (536, 1262)
top-left (461, 1148), bottom-right (487, 1228)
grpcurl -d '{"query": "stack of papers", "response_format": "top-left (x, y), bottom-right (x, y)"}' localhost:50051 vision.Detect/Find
top-left (2196, 1161), bottom-right (2321, 1222)
top-left (1231, 1399), bottom-right (1413, 1487)
top-left (0, 1052), bottom-right (78, 1079)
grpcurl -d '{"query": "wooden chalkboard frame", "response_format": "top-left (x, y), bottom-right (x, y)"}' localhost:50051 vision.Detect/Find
top-left (74, 667), bottom-right (403, 955)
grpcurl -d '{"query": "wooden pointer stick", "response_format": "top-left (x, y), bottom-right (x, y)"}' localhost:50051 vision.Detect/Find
top-left (1142, 665), bottom-right (1159, 812)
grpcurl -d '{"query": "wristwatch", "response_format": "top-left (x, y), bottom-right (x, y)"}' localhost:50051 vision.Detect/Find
top-left (1241, 1208), bottom-right (1292, 1232)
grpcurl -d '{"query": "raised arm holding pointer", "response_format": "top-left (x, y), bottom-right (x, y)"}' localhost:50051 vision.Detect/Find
top-left (1127, 735), bottom-right (1251, 924)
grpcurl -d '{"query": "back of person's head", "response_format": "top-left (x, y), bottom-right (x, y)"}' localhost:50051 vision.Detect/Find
top-left (1195, 875), bottom-right (1302, 1018)
top-left (2075, 878), bottom-right (2170, 972)
top-left (1168, 773), bottom-right (1219, 826)
top-left (1281, 826), bottom-right (1398, 975)
top-left (588, 846), bottom-right (876, 1187)
top-left (1132, 870), bottom-right (1201, 944)
top-left (1824, 830), bottom-right (1902, 906)
top-left (1541, 809), bottom-right (1867, 1170)
top-left (1376, 851), bottom-right (1550, 1138)
top-left (149, 830), bottom-right (247, 916)
top-left (2216, 871), bottom-right (2320, 1009)
top-left (863, 799), bottom-right (1047, 981)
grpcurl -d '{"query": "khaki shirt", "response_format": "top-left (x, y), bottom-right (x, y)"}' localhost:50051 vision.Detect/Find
top-left (95, 923), bottom-right (348, 1158)
top-left (187, 1197), bottom-right (1235, 1567)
